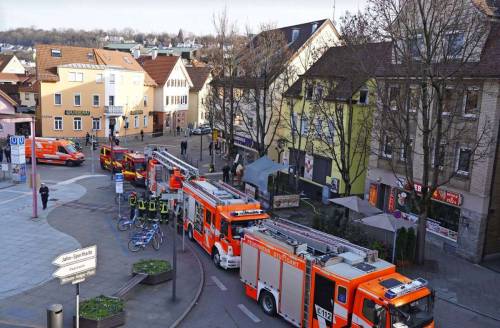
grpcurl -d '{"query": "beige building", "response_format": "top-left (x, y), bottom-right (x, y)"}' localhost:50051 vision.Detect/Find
top-left (36, 44), bottom-right (156, 139)
top-left (186, 66), bottom-right (211, 127)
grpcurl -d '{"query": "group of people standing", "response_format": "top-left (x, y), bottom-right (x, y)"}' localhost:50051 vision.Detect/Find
top-left (0, 135), bottom-right (12, 163)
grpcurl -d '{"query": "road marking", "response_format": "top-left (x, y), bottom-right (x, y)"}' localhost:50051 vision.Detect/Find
top-left (57, 174), bottom-right (106, 185)
top-left (238, 304), bottom-right (261, 323)
top-left (211, 275), bottom-right (227, 291)
top-left (0, 194), bottom-right (27, 205)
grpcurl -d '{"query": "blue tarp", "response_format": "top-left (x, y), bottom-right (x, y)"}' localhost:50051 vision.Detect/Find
top-left (242, 156), bottom-right (287, 193)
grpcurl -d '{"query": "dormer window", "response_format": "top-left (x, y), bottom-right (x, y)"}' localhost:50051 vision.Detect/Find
top-left (87, 52), bottom-right (93, 61)
top-left (292, 29), bottom-right (300, 43)
top-left (51, 49), bottom-right (62, 57)
top-left (312, 23), bottom-right (318, 33)
top-left (446, 32), bottom-right (464, 58)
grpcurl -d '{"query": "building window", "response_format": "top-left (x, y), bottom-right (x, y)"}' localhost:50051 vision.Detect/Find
top-left (134, 115), bottom-right (139, 128)
top-left (456, 147), bottom-right (471, 176)
top-left (359, 87), bottom-right (369, 105)
top-left (301, 116), bottom-right (309, 134)
top-left (292, 29), bottom-right (300, 43)
top-left (109, 95), bottom-right (115, 106)
top-left (314, 85), bottom-right (323, 101)
top-left (54, 117), bottom-right (63, 130)
top-left (165, 96), bottom-right (169, 105)
top-left (143, 115), bottom-right (148, 127)
top-left (382, 135), bottom-right (393, 158)
top-left (73, 117), bottom-right (82, 131)
top-left (447, 32), bottom-right (464, 57)
top-left (74, 93), bottom-right (81, 106)
top-left (92, 118), bottom-right (101, 130)
top-left (443, 88), bottom-right (458, 114)
top-left (409, 35), bottom-right (424, 59)
top-left (433, 143), bottom-right (446, 169)
top-left (124, 117), bottom-right (129, 129)
top-left (388, 86), bottom-right (400, 110)
top-left (92, 95), bottom-right (100, 107)
top-left (24, 93), bottom-right (30, 101)
top-left (51, 49), bottom-right (62, 57)
top-left (305, 85), bottom-right (314, 100)
top-left (96, 74), bottom-right (104, 83)
top-left (54, 93), bottom-right (62, 106)
top-left (315, 118), bottom-right (323, 137)
top-left (400, 139), bottom-right (413, 162)
top-left (463, 87), bottom-right (479, 117)
top-left (69, 72), bottom-right (83, 82)
top-left (143, 95), bottom-right (148, 107)
top-left (408, 87), bottom-right (419, 112)
top-left (327, 120), bottom-right (335, 142)
top-left (109, 74), bottom-right (116, 84)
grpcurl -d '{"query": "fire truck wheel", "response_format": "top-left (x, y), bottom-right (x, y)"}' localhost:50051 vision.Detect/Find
top-left (188, 226), bottom-right (194, 240)
top-left (259, 291), bottom-right (277, 316)
top-left (65, 160), bottom-right (74, 167)
top-left (212, 249), bottom-right (221, 268)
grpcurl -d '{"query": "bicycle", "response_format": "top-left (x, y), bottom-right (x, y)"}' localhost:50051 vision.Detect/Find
top-left (128, 225), bottom-right (161, 252)
top-left (117, 213), bottom-right (144, 231)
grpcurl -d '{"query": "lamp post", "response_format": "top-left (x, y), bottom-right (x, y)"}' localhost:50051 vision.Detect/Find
top-left (31, 116), bottom-right (37, 219)
top-left (122, 115), bottom-right (127, 146)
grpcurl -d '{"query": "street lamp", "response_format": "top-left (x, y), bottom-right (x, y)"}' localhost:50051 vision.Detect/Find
top-left (122, 115), bottom-right (127, 146)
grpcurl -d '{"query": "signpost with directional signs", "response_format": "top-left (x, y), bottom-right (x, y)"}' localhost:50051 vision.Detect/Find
top-left (10, 135), bottom-right (26, 183)
top-left (52, 245), bottom-right (97, 328)
top-left (115, 173), bottom-right (124, 218)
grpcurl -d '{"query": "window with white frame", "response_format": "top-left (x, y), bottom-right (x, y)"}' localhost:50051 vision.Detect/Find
top-left (54, 93), bottom-right (62, 105)
top-left (143, 115), bottom-right (148, 127)
top-left (73, 117), bottom-right (82, 130)
top-left (92, 118), bottom-right (101, 130)
top-left (96, 74), bottom-right (104, 83)
top-left (54, 117), bottom-right (63, 130)
top-left (327, 120), bottom-right (335, 142)
top-left (388, 86), bottom-right (400, 110)
top-left (382, 135), bottom-right (393, 158)
top-left (400, 139), bottom-right (413, 161)
top-left (51, 49), bottom-right (62, 57)
top-left (446, 32), bottom-right (465, 58)
top-left (124, 117), bottom-right (129, 129)
top-left (408, 87), bottom-right (419, 112)
top-left (109, 95), bottom-right (115, 106)
top-left (463, 87), bottom-right (479, 117)
top-left (109, 74), bottom-right (116, 84)
top-left (92, 95), bottom-right (100, 107)
top-left (165, 96), bottom-right (169, 105)
top-left (24, 93), bottom-right (29, 101)
top-left (74, 93), bottom-right (81, 106)
top-left (143, 95), bottom-right (148, 107)
top-left (315, 117), bottom-right (323, 138)
top-left (359, 87), bottom-right (369, 105)
top-left (291, 113), bottom-right (298, 135)
top-left (443, 88), bottom-right (458, 114)
top-left (456, 147), bottom-right (472, 175)
top-left (134, 115), bottom-right (139, 128)
top-left (68, 72), bottom-right (83, 82)
top-left (301, 116), bottom-right (309, 134)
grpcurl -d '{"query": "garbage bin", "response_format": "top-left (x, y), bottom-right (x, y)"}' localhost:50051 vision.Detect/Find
top-left (47, 304), bottom-right (63, 328)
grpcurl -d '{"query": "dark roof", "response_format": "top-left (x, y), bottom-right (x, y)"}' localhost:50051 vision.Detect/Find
top-left (137, 56), bottom-right (179, 86)
top-left (284, 78), bottom-right (303, 98)
top-left (299, 42), bottom-right (392, 100)
top-left (473, 0), bottom-right (500, 17)
top-left (186, 66), bottom-right (211, 91)
top-left (0, 54), bottom-right (14, 72)
top-left (0, 88), bottom-right (19, 106)
top-left (274, 19), bottom-right (331, 53)
top-left (376, 22), bottom-right (500, 78)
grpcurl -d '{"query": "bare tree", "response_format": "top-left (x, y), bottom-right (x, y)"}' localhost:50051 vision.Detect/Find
top-left (368, 0), bottom-right (494, 263)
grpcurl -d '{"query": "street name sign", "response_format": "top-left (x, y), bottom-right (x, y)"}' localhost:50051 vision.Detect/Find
top-left (52, 245), bottom-right (97, 285)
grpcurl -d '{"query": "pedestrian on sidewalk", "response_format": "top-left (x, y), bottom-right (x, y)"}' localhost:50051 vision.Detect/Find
top-left (85, 132), bottom-right (90, 146)
top-left (176, 126), bottom-right (180, 136)
top-left (180, 141), bottom-right (184, 155)
top-left (39, 183), bottom-right (49, 210)
top-left (4, 143), bottom-right (11, 163)
top-left (140, 129), bottom-right (144, 142)
top-left (0, 143), bottom-right (3, 163)
top-left (209, 141), bottom-right (213, 156)
top-left (222, 163), bottom-right (231, 183)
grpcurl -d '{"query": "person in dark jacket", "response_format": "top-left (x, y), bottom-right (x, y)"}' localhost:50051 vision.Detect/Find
top-left (0, 143), bottom-right (3, 163)
top-left (4, 143), bottom-right (11, 163)
top-left (140, 129), bottom-right (144, 141)
top-left (85, 132), bottom-right (90, 146)
top-left (39, 183), bottom-right (49, 210)
top-left (222, 163), bottom-right (231, 183)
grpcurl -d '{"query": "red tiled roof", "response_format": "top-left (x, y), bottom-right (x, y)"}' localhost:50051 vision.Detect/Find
top-left (0, 73), bottom-right (29, 83)
top-left (137, 56), bottom-right (180, 86)
top-left (186, 66), bottom-right (211, 92)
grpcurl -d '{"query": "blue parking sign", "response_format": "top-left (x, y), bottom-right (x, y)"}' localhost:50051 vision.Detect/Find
top-left (9, 136), bottom-right (17, 145)
top-left (115, 173), bottom-right (124, 182)
top-left (10, 136), bottom-right (25, 146)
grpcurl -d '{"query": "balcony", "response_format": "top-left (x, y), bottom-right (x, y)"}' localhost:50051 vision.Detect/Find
top-left (104, 105), bottom-right (124, 116)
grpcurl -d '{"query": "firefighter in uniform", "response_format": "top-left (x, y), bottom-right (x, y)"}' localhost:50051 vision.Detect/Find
top-left (137, 197), bottom-right (146, 225)
top-left (128, 191), bottom-right (137, 221)
top-left (159, 200), bottom-right (169, 225)
top-left (147, 198), bottom-right (157, 223)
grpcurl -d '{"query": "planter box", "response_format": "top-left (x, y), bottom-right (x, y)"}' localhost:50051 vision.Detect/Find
top-left (133, 269), bottom-right (173, 285)
top-left (74, 311), bottom-right (125, 328)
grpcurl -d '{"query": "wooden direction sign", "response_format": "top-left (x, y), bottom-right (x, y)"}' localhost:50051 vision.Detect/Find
top-left (52, 245), bottom-right (97, 285)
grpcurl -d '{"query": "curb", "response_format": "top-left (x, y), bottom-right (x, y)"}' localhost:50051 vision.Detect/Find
top-left (437, 296), bottom-right (500, 322)
top-left (169, 233), bottom-right (205, 328)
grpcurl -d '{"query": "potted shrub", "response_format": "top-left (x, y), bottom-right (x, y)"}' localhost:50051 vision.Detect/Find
top-left (132, 259), bottom-right (173, 285)
top-left (77, 295), bottom-right (125, 328)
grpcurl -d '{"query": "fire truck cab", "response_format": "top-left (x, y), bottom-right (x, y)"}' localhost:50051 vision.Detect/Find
top-left (99, 145), bottom-right (128, 172)
top-left (122, 152), bottom-right (147, 186)
top-left (240, 219), bottom-right (434, 328)
top-left (183, 179), bottom-right (269, 269)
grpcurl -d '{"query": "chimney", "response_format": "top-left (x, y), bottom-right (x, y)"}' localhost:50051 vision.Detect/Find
top-left (152, 48), bottom-right (158, 60)
top-left (133, 48), bottom-right (141, 59)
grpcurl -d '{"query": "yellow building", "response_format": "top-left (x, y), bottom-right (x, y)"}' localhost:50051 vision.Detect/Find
top-left (279, 43), bottom-right (389, 198)
top-left (36, 44), bottom-right (156, 139)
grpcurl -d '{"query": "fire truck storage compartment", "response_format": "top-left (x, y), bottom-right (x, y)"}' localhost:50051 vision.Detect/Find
top-left (280, 262), bottom-right (304, 325)
top-left (240, 242), bottom-right (258, 287)
top-left (259, 252), bottom-right (280, 290)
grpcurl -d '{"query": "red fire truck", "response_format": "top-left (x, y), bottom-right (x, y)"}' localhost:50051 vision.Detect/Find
top-left (182, 179), bottom-right (269, 269)
top-left (240, 218), bottom-right (434, 328)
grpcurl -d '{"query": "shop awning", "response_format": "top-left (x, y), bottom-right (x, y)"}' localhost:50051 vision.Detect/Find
top-left (329, 196), bottom-right (382, 216)
top-left (243, 156), bottom-right (287, 193)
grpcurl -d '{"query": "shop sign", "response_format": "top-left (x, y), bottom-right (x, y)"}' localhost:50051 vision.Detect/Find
top-left (410, 182), bottom-right (462, 206)
top-left (304, 154), bottom-right (314, 180)
top-left (234, 133), bottom-right (255, 149)
top-left (273, 194), bottom-right (300, 209)
top-left (245, 183), bottom-right (257, 199)
top-left (130, 110), bottom-right (144, 115)
top-left (65, 110), bottom-right (90, 116)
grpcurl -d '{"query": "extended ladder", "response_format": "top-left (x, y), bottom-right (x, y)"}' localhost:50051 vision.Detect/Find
top-left (152, 150), bottom-right (199, 180)
top-left (262, 217), bottom-right (378, 263)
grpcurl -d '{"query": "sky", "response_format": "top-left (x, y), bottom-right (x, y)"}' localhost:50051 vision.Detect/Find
top-left (0, 0), bottom-right (367, 35)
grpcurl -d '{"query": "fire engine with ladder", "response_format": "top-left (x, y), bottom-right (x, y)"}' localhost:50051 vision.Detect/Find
top-left (240, 218), bottom-right (434, 328)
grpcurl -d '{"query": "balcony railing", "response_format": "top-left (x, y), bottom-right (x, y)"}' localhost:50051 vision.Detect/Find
top-left (104, 105), bottom-right (124, 116)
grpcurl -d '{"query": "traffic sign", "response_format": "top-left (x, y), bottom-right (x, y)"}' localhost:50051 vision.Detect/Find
top-left (9, 135), bottom-right (25, 146)
top-left (116, 181), bottom-right (123, 194)
top-left (53, 258), bottom-right (96, 279)
top-left (115, 173), bottom-right (124, 182)
top-left (52, 245), bottom-right (96, 267)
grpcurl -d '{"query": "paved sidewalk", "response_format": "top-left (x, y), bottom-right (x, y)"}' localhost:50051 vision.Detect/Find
top-left (0, 177), bottom-right (202, 328)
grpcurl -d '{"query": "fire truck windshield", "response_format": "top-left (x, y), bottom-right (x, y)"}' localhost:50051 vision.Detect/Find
top-left (231, 220), bottom-right (262, 239)
top-left (134, 162), bottom-right (146, 171)
top-left (66, 144), bottom-right (77, 153)
top-left (391, 295), bottom-right (433, 327)
top-left (114, 152), bottom-right (125, 161)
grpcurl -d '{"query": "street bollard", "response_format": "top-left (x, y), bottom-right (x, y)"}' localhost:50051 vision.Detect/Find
top-left (47, 304), bottom-right (63, 328)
